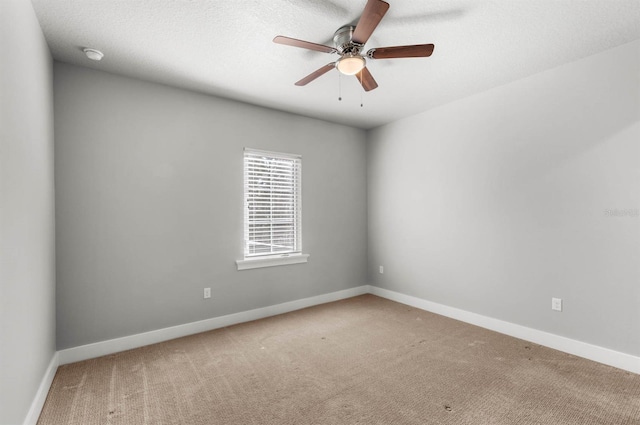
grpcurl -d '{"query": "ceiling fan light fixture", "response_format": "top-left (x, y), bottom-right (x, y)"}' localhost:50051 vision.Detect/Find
top-left (336, 55), bottom-right (365, 75)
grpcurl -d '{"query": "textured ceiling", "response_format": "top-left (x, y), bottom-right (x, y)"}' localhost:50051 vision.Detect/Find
top-left (31, 0), bottom-right (640, 129)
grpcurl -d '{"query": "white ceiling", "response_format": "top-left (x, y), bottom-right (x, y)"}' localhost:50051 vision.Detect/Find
top-left (31, 0), bottom-right (640, 129)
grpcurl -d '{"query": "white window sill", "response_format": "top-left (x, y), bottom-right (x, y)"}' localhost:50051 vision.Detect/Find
top-left (236, 254), bottom-right (309, 271)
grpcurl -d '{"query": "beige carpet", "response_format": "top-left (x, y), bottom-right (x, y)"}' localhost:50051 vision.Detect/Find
top-left (38, 295), bottom-right (640, 424)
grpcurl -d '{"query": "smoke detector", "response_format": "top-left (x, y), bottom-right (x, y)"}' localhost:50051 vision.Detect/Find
top-left (83, 48), bottom-right (104, 61)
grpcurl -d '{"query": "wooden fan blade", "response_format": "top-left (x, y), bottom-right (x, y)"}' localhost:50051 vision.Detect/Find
top-left (295, 63), bottom-right (336, 86)
top-left (355, 67), bottom-right (378, 92)
top-left (369, 44), bottom-right (435, 59)
top-left (273, 36), bottom-right (337, 54)
top-left (352, 0), bottom-right (390, 45)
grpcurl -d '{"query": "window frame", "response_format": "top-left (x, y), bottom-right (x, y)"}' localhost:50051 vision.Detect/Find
top-left (236, 148), bottom-right (308, 270)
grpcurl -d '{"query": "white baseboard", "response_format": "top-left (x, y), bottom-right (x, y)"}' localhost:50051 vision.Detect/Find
top-left (369, 286), bottom-right (640, 375)
top-left (58, 285), bottom-right (369, 365)
top-left (26, 284), bottom-right (639, 424)
top-left (23, 352), bottom-right (59, 425)
top-left (56, 284), bottom-right (640, 373)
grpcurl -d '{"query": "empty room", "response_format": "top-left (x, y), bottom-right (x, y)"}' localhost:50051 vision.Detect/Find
top-left (1, 0), bottom-right (639, 424)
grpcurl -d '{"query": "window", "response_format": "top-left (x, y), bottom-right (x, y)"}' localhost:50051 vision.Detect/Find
top-left (236, 148), bottom-right (308, 270)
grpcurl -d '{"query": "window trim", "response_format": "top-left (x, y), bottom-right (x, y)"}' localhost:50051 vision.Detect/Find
top-left (238, 148), bottom-right (308, 270)
top-left (236, 253), bottom-right (309, 271)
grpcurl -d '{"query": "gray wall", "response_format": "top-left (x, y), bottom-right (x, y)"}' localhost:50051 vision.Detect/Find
top-left (368, 40), bottom-right (640, 356)
top-left (54, 63), bottom-right (368, 349)
top-left (0, 0), bottom-right (56, 424)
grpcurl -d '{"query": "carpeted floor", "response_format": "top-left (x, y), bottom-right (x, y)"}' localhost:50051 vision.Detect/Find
top-left (38, 295), bottom-right (640, 424)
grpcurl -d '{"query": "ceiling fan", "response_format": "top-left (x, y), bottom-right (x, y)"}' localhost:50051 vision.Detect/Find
top-left (273, 0), bottom-right (435, 92)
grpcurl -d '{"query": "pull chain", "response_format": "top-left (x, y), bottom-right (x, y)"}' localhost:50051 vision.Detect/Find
top-left (360, 72), bottom-right (364, 107)
top-left (337, 72), bottom-right (364, 106)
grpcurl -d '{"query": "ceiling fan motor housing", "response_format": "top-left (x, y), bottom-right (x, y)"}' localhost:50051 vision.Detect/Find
top-left (333, 26), bottom-right (363, 55)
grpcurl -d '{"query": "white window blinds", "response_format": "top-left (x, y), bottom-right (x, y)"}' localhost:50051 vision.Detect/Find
top-left (243, 148), bottom-right (302, 258)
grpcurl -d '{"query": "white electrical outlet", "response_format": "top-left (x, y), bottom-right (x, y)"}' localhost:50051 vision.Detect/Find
top-left (204, 288), bottom-right (211, 299)
top-left (551, 297), bottom-right (562, 312)
top-left (379, 266), bottom-right (384, 274)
